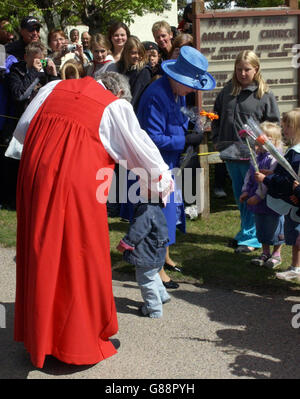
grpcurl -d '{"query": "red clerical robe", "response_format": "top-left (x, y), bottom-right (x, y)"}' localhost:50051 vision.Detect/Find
top-left (14, 78), bottom-right (119, 368)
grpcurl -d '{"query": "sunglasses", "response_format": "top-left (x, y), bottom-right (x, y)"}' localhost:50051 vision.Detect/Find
top-left (27, 25), bottom-right (40, 33)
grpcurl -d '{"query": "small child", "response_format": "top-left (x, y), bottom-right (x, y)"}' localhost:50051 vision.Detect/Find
top-left (240, 121), bottom-right (285, 268)
top-left (8, 41), bottom-right (58, 117)
top-left (142, 41), bottom-right (160, 75)
top-left (255, 109), bottom-right (300, 280)
top-left (117, 198), bottom-right (171, 319)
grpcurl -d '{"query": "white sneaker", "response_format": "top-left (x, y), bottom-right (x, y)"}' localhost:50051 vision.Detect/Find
top-left (214, 188), bottom-right (227, 198)
top-left (276, 267), bottom-right (300, 281)
top-left (185, 205), bottom-right (198, 220)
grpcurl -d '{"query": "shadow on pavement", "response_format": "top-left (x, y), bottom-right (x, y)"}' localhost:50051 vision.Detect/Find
top-left (171, 287), bottom-right (300, 379)
top-left (0, 302), bottom-right (118, 378)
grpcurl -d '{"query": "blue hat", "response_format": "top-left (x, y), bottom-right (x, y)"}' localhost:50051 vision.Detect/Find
top-left (161, 46), bottom-right (216, 91)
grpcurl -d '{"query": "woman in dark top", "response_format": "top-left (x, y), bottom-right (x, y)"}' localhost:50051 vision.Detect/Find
top-left (117, 36), bottom-right (152, 113)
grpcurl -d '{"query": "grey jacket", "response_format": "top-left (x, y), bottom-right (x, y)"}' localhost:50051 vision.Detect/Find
top-left (121, 203), bottom-right (169, 267)
top-left (211, 81), bottom-right (280, 161)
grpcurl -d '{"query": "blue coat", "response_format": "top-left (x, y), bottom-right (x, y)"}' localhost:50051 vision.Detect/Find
top-left (122, 203), bottom-right (169, 267)
top-left (137, 74), bottom-right (187, 245)
top-left (0, 54), bottom-right (18, 131)
top-left (264, 144), bottom-right (300, 222)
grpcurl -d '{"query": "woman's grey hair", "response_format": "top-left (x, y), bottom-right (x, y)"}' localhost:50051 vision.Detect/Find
top-left (95, 71), bottom-right (132, 103)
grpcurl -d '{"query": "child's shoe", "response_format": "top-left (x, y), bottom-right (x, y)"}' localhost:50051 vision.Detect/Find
top-left (251, 253), bottom-right (270, 267)
top-left (138, 304), bottom-right (162, 318)
top-left (264, 255), bottom-right (282, 269)
top-left (276, 267), bottom-right (300, 281)
top-left (138, 304), bottom-right (150, 317)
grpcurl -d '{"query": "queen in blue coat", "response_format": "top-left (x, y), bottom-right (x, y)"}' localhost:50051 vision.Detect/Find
top-left (136, 46), bottom-right (216, 287)
top-left (137, 73), bottom-right (187, 247)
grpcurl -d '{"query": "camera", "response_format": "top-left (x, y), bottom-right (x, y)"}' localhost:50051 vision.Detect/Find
top-left (40, 59), bottom-right (48, 67)
top-left (67, 44), bottom-right (76, 52)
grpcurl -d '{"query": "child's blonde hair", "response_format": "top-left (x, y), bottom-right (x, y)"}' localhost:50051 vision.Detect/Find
top-left (232, 50), bottom-right (269, 99)
top-left (281, 108), bottom-right (300, 146)
top-left (119, 36), bottom-right (147, 72)
top-left (260, 121), bottom-right (283, 149)
top-left (25, 41), bottom-right (47, 57)
top-left (91, 33), bottom-right (111, 52)
top-left (171, 33), bottom-right (193, 50)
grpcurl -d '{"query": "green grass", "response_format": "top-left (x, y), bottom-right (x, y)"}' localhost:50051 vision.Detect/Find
top-left (1, 186), bottom-right (299, 294)
top-left (0, 209), bottom-right (18, 247)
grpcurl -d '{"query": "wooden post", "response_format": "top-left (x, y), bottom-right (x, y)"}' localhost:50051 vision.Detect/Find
top-left (193, 0), bottom-right (211, 218)
top-left (285, 0), bottom-right (298, 9)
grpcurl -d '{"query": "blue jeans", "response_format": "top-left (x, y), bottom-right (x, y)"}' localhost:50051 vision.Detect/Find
top-left (135, 265), bottom-right (171, 318)
top-left (255, 213), bottom-right (285, 245)
top-left (225, 161), bottom-right (261, 248)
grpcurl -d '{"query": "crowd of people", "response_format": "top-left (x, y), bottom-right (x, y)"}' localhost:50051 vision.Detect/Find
top-left (1, 9), bottom-right (300, 369)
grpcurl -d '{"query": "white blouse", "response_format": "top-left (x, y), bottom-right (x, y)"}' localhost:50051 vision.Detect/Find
top-left (5, 79), bottom-right (173, 201)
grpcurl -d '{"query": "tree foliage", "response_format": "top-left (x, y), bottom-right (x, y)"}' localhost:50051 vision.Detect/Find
top-left (0, 0), bottom-right (174, 34)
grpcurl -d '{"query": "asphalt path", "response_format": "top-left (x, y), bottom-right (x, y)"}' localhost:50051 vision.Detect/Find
top-left (1, 246), bottom-right (300, 380)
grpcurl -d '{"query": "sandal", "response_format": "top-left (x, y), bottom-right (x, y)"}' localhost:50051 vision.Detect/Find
top-left (251, 253), bottom-right (270, 267)
top-left (264, 255), bottom-right (282, 269)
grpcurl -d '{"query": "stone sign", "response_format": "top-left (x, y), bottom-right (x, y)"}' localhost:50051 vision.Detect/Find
top-left (199, 13), bottom-right (299, 113)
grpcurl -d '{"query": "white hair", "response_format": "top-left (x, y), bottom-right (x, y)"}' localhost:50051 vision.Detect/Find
top-left (95, 71), bottom-right (132, 103)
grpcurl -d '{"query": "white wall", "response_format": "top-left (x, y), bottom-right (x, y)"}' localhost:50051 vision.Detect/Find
top-left (65, 25), bottom-right (90, 42)
top-left (65, 1), bottom-right (178, 43)
top-left (129, 1), bottom-right (178, 42)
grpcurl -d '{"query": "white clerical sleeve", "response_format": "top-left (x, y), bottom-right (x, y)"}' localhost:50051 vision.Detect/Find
top-left (5, 80), bottom-right (61, 159)
top-left (99, 99), bottom-right (173, 202)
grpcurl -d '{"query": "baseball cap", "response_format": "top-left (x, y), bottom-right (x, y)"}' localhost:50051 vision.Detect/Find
top-left (20, 16), bottom-right (41, 32)
top-left (142, 41), bottom-right (159, 52)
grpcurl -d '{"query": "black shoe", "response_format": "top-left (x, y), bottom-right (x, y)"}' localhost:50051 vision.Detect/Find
top-left (110, 338), bottom-right (121, 349)
top-left (163, 280), bottom-right (179, 289)
top-left (227, 239), bottom-right (238, 248)
top-left (234, 245), bottom-right (256, 253)
top-left (164, 263), bottom-right (182, 273)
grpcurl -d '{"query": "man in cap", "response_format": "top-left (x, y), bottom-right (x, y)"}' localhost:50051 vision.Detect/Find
top-left (5, 16), bottom-right (41, 61)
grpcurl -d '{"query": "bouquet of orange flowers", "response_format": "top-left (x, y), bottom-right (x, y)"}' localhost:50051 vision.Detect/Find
top-left (178, 107), bottom-right (219, 173)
